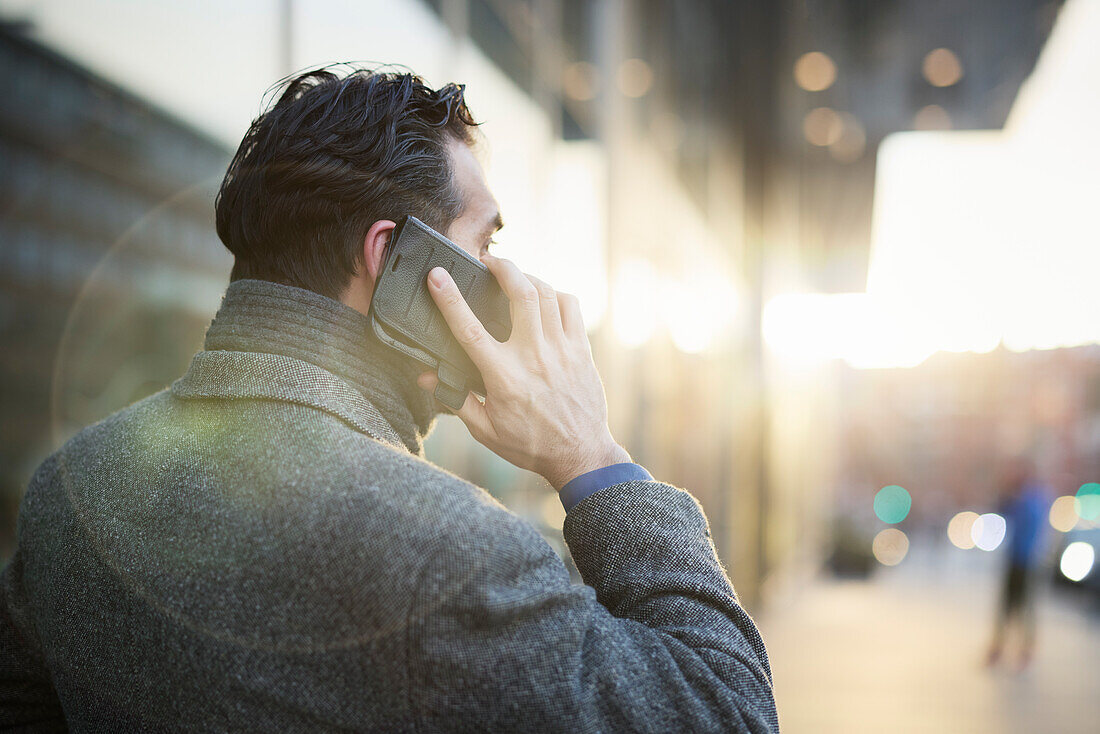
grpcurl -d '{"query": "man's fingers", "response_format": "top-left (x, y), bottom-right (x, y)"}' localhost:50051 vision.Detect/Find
top-left (526, 274), bottom-right (564, 339)
top-left (426, 267), bottom-right (497, 366)
top-left (418, 371), bottom-right (495, 442)
top-left (556, 292), bottom-right (586, 340)
top-left (453, 391), bottom-right (494, 442)
top-left (482, 255), bottom-right (541, 337)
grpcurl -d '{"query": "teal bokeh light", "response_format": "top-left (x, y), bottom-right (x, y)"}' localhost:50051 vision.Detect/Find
top-left (1077, 483), bottom-right (1100, 521)
top-left (874, 485), bottom-right (912, 524)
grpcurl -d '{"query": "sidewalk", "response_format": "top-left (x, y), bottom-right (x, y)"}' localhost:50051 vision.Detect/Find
top-left (758, 542), bottom-right (1100, 733)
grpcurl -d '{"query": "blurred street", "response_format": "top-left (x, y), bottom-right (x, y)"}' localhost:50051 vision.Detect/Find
top-left (763, 544), bottom-right (1100, 733)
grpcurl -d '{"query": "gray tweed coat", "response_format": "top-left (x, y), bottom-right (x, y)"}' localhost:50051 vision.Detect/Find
top-left (0, 279), bottom-right (777, 732)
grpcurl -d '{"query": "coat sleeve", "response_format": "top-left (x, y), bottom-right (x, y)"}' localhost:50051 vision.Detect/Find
top-left (405, 479), bottom-right (778, 733)
top-left (1, 546), bottom-right (66, 732)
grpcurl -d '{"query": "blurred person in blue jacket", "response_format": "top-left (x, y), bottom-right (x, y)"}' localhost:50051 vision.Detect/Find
top-left (986, 457), bottom-right (1049, 670)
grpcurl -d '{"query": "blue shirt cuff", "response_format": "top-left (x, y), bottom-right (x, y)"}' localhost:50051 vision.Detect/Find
top-left (559, 462), bottom-right (653, 512)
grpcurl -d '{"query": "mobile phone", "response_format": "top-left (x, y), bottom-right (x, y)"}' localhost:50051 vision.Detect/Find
top-left (368, 215), bottom-right (511, 411)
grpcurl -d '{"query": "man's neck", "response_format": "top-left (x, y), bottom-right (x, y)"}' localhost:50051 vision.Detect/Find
top-left (338, 275), bottom-right (374, 320)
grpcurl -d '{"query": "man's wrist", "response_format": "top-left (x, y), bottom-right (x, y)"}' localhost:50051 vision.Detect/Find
top-left (548, 438), bottom-right (631, 491)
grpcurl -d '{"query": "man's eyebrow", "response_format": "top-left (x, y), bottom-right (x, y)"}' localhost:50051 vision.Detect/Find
top-left (483, 212), bottom-right (504, 238)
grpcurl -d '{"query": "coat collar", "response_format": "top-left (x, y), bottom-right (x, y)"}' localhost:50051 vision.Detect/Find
top-left (171, 349), bottom-right (408, 451)
top-left (169, 278), bottom-right (439, 454)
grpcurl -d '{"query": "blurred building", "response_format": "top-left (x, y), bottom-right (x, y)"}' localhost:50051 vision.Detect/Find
top-left (0, 24), bottom-right (231, 556)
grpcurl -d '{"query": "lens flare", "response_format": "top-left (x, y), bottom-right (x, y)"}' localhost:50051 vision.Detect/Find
top-left (1060, 542), bottom-right (1095, 582)
top-left (874, 485), bottom-right (912, 524)
top-left (872, 528), bottom-right (910, 566)
top-left (971, 513), bottom-right (1007, 551)
top-left (947, 511), bottom-right (979, 549)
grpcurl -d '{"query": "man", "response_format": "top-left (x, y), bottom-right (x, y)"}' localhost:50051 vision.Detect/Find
top-left (1, 68), bottom-right (777, 731)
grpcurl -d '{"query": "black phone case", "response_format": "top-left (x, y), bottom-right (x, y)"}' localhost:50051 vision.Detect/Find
top-left (368, 215), bottom-right (512, 410)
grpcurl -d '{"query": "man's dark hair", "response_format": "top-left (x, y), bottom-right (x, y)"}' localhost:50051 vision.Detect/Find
top-left (215, 67), bottom-right (478, 299)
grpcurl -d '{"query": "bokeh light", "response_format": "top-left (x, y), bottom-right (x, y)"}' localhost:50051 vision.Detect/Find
top-left (617, 58), bottom-right (653, 98)
top-left (1049, 495), bottom-right (1080, 532)
top-left (1059, 541), bottom-right (1095, 582)
top-left (947, 511), bottom-right (979, 549)
top-left (793, 51), bottom-right (837, 92)
top-left (829, 112), bottom-right (866, 163)
top-left (1076, 482), bottom-right (1100, 520)
top-left (912, 104), bottom-right (952, 130)
top-left (803, 107), bottom-right (843, 146)
top-left (971, 513), bottom-right (1007, 551)
top-left (562, 61), bottom-right (599, 101)
top-left (922, 48), bottom-right (963, 87)
top-left (872, 528), bottom-right (910, 566)
top-left (874, 485), bottom-right (912, 524)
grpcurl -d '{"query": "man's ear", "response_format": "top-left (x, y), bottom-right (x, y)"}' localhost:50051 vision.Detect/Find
top-left (363, 219), bottom-right (397, 283)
